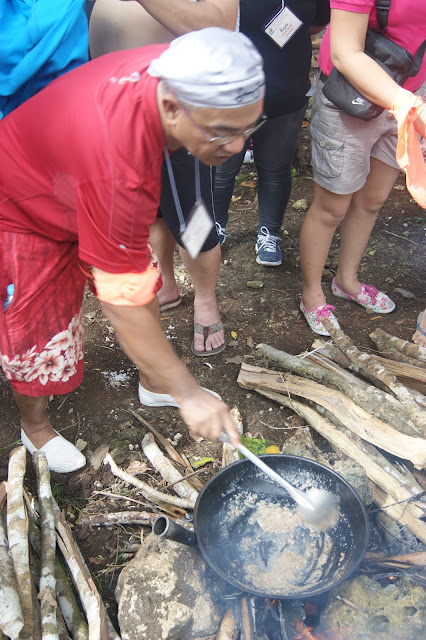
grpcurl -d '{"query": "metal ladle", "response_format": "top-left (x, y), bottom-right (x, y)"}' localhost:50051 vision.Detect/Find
top-left (220, 434), bottom-right (339, 530)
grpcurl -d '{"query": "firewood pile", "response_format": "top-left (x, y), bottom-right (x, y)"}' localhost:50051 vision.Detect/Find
top-left (0, 448), bottom-right (120, 640)
top-left (237, 321), bottom-right (426, 545)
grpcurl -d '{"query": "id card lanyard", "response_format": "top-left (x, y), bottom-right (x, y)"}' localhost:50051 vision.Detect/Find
top-left (163, 147), bottom-right (213, 259)
top-left (263, 1), bottom-right (303, 49)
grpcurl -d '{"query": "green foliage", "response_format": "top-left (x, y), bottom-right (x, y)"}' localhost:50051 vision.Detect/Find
top-left (240, 436), bottom-right (272, 456)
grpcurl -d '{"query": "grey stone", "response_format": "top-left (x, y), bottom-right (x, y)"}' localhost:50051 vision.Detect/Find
top-left (116, 534), bottom-right (225, 640)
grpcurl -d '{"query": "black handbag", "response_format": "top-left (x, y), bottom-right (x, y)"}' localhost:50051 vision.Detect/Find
top-left (322, 0), bottom-right (426, 120)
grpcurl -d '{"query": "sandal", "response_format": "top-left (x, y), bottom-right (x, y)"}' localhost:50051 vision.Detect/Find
top-left (331, 278), bottom-right (395, 313)
top-left (191, 321), bottom-right (226, 356)
top-left (159, 296), bottom-right (182, 312)
top-left (416, 312), bottom-right (426, 338)
top-left (300, 300), bottom-right (340, 336)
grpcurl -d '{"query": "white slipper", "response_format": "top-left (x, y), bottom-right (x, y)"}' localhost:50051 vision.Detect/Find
top-left (20, 429), bottom-right (86, 473)
top-left (138, 383), bottom-right (221, 408)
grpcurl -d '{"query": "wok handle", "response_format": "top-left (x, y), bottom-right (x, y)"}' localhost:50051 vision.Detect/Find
top-left (152, 515), bottom-right (198, 547)
top-left (220, 434), bottom-right (315, 512)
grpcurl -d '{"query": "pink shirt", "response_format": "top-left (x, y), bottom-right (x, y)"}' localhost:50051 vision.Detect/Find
top-left (318, 0), bottom-right (426, 92)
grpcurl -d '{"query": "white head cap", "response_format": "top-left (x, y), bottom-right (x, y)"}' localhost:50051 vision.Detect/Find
top-left (147, 27), bottom-right (265, 109)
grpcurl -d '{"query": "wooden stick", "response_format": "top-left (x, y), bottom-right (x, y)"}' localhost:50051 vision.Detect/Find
top-left (322, 318), bottom-right (426, 436)
top-left (222, 408), bottom-right (243, 468)
top-left (217, 608), bottom-right (238, 640)
top-left (0, 480), bottom-right (6, 510)
top-left (130, 412), bottom-right (203, 491)
top-left (253, 388), bottom-right (426, 544)
top-left (55, 558), bottom-right (89, 640)
top-left (79, 511), bottom-right (156, 527)
top-left (7, 446), bottom-right (33, 639)
top-left (0, 516), bottom-right (24, 639)
top-left (141, 433), bottom-right (199, 503)
top-left (238, 363), bottom-right (426, 468)
top-left (370, 328), bottom-right (426, 364)
top-left (54, 506), bottom-right (108, 640)
top-left (105, 453), bottom-right (195, 510)
top-left (33, 451), bottom-right (58, 640)
top-left (364, 551), bottom-right (426, 568)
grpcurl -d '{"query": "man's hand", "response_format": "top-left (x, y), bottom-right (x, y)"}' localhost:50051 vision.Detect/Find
top-left (179, 387), bottom-right (241, 446)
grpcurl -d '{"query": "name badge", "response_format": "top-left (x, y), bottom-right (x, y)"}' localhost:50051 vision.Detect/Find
top-left (181, 200), bottom-right (214, 259)
top-left (264, 4), bottom-right (303, 49)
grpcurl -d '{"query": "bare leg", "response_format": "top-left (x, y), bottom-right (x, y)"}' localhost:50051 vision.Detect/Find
top-left (300, 183), bottom-right (352, 311)
top-left (149, 218), bottom-right (180, 307)
top-left (334, 158), bottom-right (400, 295)
top-left (12, 390), bottom-right (57, 448)
top-left (179, 243), bottom-right (224, 353)
top-left (412, 309), bottom-right (426, 347)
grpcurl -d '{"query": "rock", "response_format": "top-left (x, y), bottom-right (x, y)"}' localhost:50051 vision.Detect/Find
top-left (292, 198), bottom-right (308, 211)
top-left (116, 534), bottom-right (226, 640)
top-left (318, 575), bottom-right (426, 640)
top-left (247, 280), bottom-right (264, 289)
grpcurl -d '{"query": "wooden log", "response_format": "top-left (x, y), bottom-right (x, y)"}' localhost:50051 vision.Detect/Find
top-left (322, 318), bottom-right (426, 435)
top-left (238, 363), bottom-right (426, 468)
top-left (370, 328), bottom-right (426, 364)
top-left (257, 343), bottom-right (420, 437)
top-left (250, 388), bottom-right (426, 544)
top-left (0, 516), bottom-right (24, 639)
top-left (54, 508), bottom-right (109, 640)
top-left (312, 339), bottom-right (426, 397)
top-left (217, 608), bottom-right (238, 640)
top-left (7, 446), bottom-right (33, 640)
top-left (364, 551), bottom-right (426, 568)
top-left (33, 451), bottom-right (59, 640)
top-left (371, 483), bottom-right (426, 545)
top-left (79, 511), bottom-right (156, 527)
top-left (55, 558), bottom-right (89, 640)
top-left (141, 433), bottom-right (199, 503)
top-left (105, 453), bottom-right (195, 510)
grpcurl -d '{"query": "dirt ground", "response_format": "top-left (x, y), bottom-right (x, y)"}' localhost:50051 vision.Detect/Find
top-left (0, 125), bottom-right (425, 620)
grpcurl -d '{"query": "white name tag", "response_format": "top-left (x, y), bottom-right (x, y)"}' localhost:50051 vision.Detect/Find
top-left (181, 200), bottom-right (214, 259)
top-left (264, 5), bottom-right (303, 49)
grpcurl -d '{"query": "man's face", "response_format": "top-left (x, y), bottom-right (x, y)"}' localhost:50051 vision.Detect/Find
top-left (164, 98), bottom-right (265, 166)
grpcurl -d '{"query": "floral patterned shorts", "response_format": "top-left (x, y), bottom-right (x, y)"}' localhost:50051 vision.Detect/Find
top-left (0, 231), bottom-right (87, 396)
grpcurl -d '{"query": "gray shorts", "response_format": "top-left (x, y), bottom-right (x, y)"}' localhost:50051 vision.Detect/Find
top-left (310, 78), bottom-right (400, 194)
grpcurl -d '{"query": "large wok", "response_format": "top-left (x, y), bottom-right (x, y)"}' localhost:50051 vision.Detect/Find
top-left (154, 455), bottom-right (369, 599)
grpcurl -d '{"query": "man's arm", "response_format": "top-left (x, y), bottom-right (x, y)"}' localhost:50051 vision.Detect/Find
top-left (101, 298), bottom-right (240, 444)
top-left (123, 0), bottom-right (238, 36)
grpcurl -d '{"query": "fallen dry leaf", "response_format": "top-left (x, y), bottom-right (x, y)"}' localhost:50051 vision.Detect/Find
top-left (125, 460), bottom-right (148, 476)
top-left (241, 180), bottom-right (257, 188)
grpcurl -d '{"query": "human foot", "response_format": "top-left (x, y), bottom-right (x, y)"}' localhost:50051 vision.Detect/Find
top-left (412, 311), bottom-right (426, 347)
top-left (21, 421), bottom-right (58, 449)
top-left (331, 278), bottom-right (395, 313)
top-left (157, 281), bottom-right (181, 311)
top-left (300, 299), bottom-right (340, 336)
top-left (192, 298), bottom-right (225, 355)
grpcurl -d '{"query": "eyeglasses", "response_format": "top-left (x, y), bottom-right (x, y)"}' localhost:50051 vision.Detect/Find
top-left (179, 101), bottom-right (267, 146)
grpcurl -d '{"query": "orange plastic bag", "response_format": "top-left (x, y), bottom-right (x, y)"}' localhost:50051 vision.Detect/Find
top-left (390, 88), bottom-right (426, 209)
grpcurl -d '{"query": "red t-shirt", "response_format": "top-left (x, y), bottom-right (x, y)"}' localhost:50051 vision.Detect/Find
top-left (0, 44), bottom-right (167, 273)
top-left (318, 0), bottom-right (426, 92)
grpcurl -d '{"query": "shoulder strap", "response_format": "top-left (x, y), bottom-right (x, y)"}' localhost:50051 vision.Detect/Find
top-left (375, 0), bottom-right (391, 32)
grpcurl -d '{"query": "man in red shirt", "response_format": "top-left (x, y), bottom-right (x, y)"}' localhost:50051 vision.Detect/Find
top-left (0, 28), bottom-right (265, 472)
